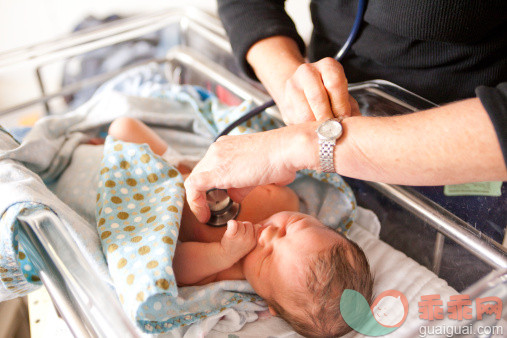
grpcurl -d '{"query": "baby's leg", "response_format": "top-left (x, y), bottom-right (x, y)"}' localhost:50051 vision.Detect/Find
top-left (108, 117), bottom-right (168, 156)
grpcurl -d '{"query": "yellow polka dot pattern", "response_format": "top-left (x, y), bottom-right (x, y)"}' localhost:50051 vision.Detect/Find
top-left (96, 137), bottom-right (184, 319)
top-left (97, 101), bottom-right (302, 332)
top-left (0, 203), bottom-right (43, 300)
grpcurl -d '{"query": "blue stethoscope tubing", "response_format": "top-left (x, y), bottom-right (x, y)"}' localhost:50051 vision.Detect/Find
top-left (214, 0), bottom-right (367, 141)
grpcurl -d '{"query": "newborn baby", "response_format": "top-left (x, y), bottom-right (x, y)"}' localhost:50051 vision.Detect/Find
top-left (108, 117), bottom-right (373, 337)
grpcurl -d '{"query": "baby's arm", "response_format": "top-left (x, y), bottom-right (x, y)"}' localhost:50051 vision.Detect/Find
top-left (173, 220), bottom-right (257, 285)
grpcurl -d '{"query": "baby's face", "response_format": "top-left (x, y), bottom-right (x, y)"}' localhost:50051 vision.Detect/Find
top-left (243, 211), bottom-right (345, 309)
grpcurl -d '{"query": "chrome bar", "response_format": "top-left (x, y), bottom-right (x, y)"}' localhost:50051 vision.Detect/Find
top-left (166, 46), bottom-right (281, 120)
top-left (35, 67), bottom-right (50, 115)
top-left (368, 182), bottom-right (507, 269)
top-left (0, 58), bottom-right (166, 117)
top-left (39, 272), bottom-right (92, 337)
top-left (348, 80), bottom-right (436, 111)
top-left (432, 232), bottom-right (445, 274)
top-left (0, 8), bottom-right (224, 72)
top-left (17, 208), bottom-right (138, 338)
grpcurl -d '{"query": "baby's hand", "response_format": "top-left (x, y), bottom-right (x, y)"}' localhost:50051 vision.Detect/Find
top-left (221, 220), bottom-right (257, 260)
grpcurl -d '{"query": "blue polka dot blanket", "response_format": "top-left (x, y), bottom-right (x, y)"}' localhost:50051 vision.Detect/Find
top-left (96, 87), bottom-right (356, 333)
top-left (96, 137), bottom-right (263, 333)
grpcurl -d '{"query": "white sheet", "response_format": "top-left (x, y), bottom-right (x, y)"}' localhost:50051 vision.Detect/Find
top-left (346, 209), bottom-right (457, 337)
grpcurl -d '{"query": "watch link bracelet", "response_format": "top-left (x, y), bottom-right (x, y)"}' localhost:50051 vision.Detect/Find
top-left (316, 118), bottom-right (343, 173)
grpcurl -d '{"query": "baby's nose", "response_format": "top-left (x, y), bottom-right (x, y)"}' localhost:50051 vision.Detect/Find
top-left (257, 224), bottom-right (274, 245)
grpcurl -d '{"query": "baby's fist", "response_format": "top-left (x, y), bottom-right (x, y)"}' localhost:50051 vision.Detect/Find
top-left (221, 220), bottom-right (257, 260)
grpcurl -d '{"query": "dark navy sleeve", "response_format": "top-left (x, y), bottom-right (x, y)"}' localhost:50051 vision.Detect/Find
top-left (217, 0), bottom-right (306, 79)
top-left (476, 82), bottom-right (507, 168)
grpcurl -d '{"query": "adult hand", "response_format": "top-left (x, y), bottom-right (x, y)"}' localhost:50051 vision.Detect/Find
top-left (279, 57), bottom-right (360, 125)
top-left (246, 37), bottom-right (360, 125)
top-left (184, 123), bottom-right (318, 223)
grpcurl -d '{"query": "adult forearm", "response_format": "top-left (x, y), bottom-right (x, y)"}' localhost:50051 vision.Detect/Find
top-left (184, 98), bottom-right (506, 222)
top-left (218, 0), bottom-right (305, 79)
top-left (292, 98), bottom-right (507, 185)
top-left (246, 36), bottom-right (305, 104)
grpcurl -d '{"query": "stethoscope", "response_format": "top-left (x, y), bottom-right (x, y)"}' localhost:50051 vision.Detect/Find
top-left (205, 0), bottom-right (367, 226)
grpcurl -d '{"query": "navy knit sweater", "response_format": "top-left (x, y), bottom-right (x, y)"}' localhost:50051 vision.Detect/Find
top-left (218, 0), bottom-right (506, 104)
top-left (218, 0), bottom-right (507, 164)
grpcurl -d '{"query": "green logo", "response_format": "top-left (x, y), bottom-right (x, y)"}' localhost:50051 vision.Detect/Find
top-left (341, 289), bottom-right (409, 336)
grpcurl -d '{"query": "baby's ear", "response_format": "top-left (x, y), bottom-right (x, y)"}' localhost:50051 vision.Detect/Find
top-left (268, 306), bottom-right (277, 316)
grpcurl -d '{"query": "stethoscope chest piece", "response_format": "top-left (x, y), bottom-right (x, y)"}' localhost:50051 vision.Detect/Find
top-left (206, 189), bottom-right (241, 227)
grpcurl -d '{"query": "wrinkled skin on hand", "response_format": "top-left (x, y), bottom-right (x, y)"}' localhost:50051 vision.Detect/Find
top-left (184, 124), bottom-right (314, 223)
top-left (279, 58), bottom-right (360, 125)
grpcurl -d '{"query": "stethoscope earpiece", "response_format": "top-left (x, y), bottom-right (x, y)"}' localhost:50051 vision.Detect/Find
top-left (205, 189), bottom-right (241, 227)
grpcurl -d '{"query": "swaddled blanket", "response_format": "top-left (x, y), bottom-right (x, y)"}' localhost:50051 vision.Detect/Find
top-left (96, 136), bottom-right (261, 333)
top-left (94, 88), bottom-right (357, 333)
top-left (0, 63), bottom-right (357, 335)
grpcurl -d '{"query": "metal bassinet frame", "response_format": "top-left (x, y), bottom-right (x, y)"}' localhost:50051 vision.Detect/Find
top-left (0, 7), bottom-right (505, 337)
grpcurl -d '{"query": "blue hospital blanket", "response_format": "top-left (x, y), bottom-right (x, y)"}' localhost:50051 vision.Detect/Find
top-left (96, 137), bottom-right (259, 333)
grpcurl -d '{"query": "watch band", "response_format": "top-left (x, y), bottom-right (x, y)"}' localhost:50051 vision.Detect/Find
top-left (319, 139), bottom-right (336, 173)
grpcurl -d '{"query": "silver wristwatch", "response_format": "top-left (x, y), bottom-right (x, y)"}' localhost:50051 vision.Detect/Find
top-left (316, 118), bottom-right (343, 173)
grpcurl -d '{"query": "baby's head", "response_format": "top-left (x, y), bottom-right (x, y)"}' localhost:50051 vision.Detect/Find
top-left (243, 211), bottom-right (373, 337)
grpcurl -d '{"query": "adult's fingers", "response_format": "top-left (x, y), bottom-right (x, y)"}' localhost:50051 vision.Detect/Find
top-left (284, 78), bottom-right (315, 124)
top-left (184, 172), bottom-right (212, 223)
top-left (349, 95), bottom-right (361, 116)
top-left (184, 128), bottom-right (302, 222)
top-left (294, 64), bottom-right (333, 121)
top-left (316, 58), bottom-right (351, 119)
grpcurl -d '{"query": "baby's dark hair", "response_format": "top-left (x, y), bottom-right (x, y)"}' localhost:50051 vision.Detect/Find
top-left (267, 236), bottom-right (373, 337)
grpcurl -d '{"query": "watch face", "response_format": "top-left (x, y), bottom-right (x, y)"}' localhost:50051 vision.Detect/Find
top-left (318, 120), bottom-right (343, 139)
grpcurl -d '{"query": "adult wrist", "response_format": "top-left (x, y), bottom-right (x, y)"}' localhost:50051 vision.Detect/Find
top-left (282, 118), bottom-right (357, 175)
top-left (281, 122), bottom-right (321, 172)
